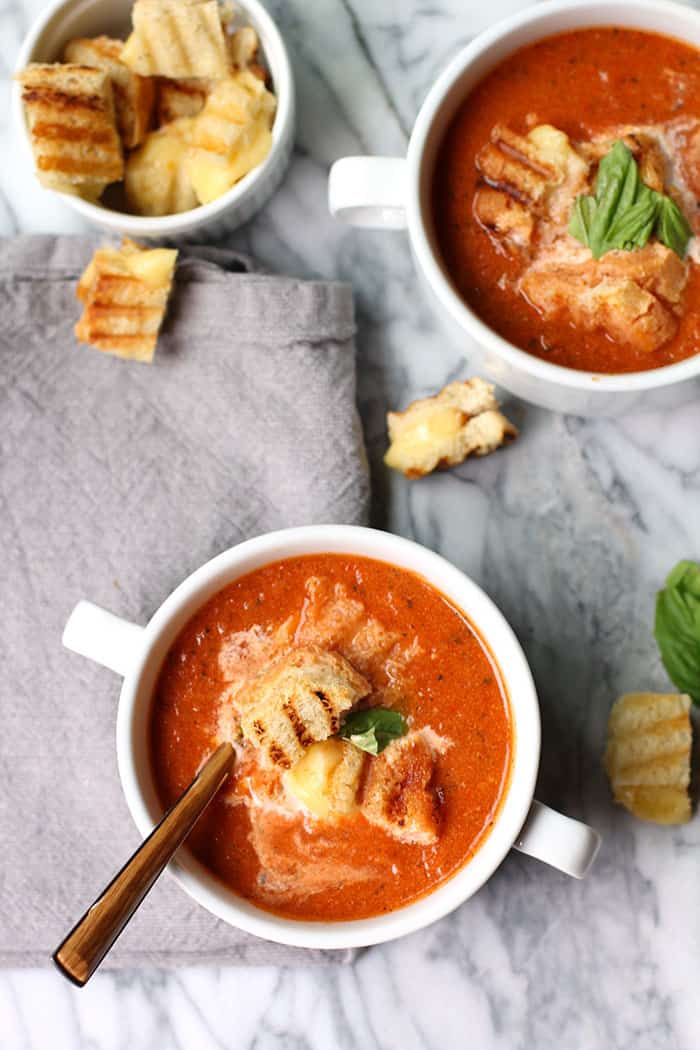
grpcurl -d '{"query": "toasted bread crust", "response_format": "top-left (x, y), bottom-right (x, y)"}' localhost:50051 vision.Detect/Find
top-left (121, 0), bottom-right (230, 79)
top-left (605, 692), bottom-right (692, 824)
top-left (64, 36), bottom-right (155, 148)
top-left (74, 240), bottom-right (177, 362)
top-left (239, 646), bottom-right (370, 769)
top-left (18, 63), bottom-right (123, 194)
top-left (187, 71), bottom-right (276, 203)
top-left (361, 733), bottom-right (440, 845)
top-left (385, 378), bottom-right (517, 478)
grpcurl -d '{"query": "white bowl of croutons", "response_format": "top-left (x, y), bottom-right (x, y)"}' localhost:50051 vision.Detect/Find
top-left (13, 0), bottom-right (295, 240)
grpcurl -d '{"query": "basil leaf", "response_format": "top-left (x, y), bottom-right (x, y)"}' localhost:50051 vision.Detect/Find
top-left (569, 140), bottom-right (693, 259)
top-left (602, 188), bottom-right (659, 253)
top-left (655, 195), bottom-right (693, 258)
top-left (593, 140), bottom-right (633, 205)
top-left (569, 194), bottom-right (596, 246)
top-left (338, 707), bottom-right (407, 755)
top-left (654, 560), bottom-right (700, 703)
top-left (616, 150), bottom-right (640, 215)
top-left (589, 141), bottom-right (634, 258)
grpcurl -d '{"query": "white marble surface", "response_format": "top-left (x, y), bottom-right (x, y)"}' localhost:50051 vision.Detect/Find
top-left (3, 1), bottom-right (700, 1047)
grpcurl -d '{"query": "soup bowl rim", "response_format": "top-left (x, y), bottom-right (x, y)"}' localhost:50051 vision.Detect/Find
top-left (115, 524), bottom-right (541, 949)
top-left (407, 0), bottom-right (700, 394)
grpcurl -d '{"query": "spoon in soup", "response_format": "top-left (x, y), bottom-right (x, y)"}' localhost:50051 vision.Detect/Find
top-left (52, 742), bottom-right (235, 987)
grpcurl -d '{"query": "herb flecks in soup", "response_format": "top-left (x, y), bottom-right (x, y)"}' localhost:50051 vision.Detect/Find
top-left (150, 555), bottom-right (512, 921)
top-left (433, 28), bottom-right (700, 374)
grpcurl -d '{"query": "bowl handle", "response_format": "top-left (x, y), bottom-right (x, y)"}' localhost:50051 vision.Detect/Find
top-left (328, 156), bottom-right (408, 229)
top-left (62, 600), bottom-right (145, 678)
top-left (513, 800), bottom-right (601, 879)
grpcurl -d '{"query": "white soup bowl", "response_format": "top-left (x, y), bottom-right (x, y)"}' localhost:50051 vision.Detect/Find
top-left (329, 0), bottom-right (700, 416)
top-left (63, 525), bottom-right (600, 950)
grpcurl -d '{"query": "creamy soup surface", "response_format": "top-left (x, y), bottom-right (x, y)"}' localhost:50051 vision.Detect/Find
top-left (150, 554), bottom-right (512, 921)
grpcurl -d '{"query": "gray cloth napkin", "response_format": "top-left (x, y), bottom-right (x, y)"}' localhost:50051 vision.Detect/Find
top-left (0, 235), bottom-right (369, 968)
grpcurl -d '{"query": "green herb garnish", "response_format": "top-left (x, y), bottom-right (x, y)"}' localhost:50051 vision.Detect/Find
top-left (654, 560), bottom-right (700, 703)
top-left (569, 194), bottom-right (597, 246)
top-left (569, 141), bottom-right (692, 259)
top-left (337, 707), bottom-right (407, 754)
top-left (655, 195), bottom-right (694, 258)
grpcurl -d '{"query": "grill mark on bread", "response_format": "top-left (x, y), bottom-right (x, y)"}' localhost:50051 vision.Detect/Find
top-left (18, 63), bottom-right (124, 193)
top-left (605, 691), bottom-right (692, 823)
top-left (78, 332), bottom-right (159, 345)
top-left (269, 745), bottom-right (291, 769)
top-left (283, 701), bottom-right (316, 747)
top-left (239, 647), bottom-right (370, 768)
top-left (121, 0), bottom-right (230, 79)
top-left (82, 305), bottom-right (163, 326)
top-left (22, 87), bottom-right (105, 113)
top-left (74, 240), bottom-right (177, 362)
top-left (63, 36), bottom-right (154, 148)
top-left (37, 156), bottom-right (123, 177)
top-left (89, 273), bottom-right (161, 296)
top-left (32, 122), bottom-right (116, 144)
top-left (314, 689), bottom-right (340, 733)
top-left (361, 734), bottom-right (440, 845)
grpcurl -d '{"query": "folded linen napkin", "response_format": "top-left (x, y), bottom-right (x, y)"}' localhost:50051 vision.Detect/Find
top-left (0, 235), bottom-right (369, 967)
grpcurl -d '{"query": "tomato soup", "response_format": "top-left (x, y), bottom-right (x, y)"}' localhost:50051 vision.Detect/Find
top-left (432, 28), bottom-right (700, 374)
top-left (150, 554), bottom-right (512, 921)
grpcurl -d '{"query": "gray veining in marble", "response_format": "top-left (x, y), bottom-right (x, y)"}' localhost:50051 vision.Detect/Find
top-left (2, 0), bottom-right (700, 1047)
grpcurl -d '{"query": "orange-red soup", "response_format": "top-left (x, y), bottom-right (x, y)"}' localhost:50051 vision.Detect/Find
top-left (150, 554), bottom-right (512, 921)
top-left (432, 28), bottom-right (700, 373)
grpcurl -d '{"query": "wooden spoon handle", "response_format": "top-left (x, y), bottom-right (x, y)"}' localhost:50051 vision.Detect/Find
top-left (53, 742), bottom-right (235, 987)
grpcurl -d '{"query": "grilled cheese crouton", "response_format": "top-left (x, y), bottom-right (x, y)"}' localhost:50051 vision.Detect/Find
top-left (586, 280), bottom-right (677, 352)
top-left (581, 131), bottom-right (668, 195)
top-left (285, 739), bottom-right (365, 819)
top-left (125, 118), bottom-right (197, 215)
top-left (594, 242), bottom-right (687, 306)
top-left (226, 25), bottom-right (266, 81)
top-left (17, 63), bottom-right (123, 198)
top-left (121, 0), bottom-right (229, 79)
top-left (522, 269), bottom-right (677, 353)
top-left (189, 116), bottom-right (271, 202)
top-left (605, 692), bottom-right (692, 824)
top-left (155, 77), bottom-right (209, 125)
top-left (187, 71), bottom-right (275, 204)
top-left (521, 243), bottom-right (687, 353)
top-left (478, 124), bottom-right (558, 203)
top-left (75, 238), bottom-right (177, 362)
top-left (239, 646), bottom-right (370, 769)
top-left (361, 733), bottom-right (440, 845)
top-left (475, 124), bottom-right (588, 245)
top-left (76, 234), bottom-right (141, 301)
top-left (385, 378), bottom-right (517, 479)
top-left (63, 36), bottom-right (154, 148)
top-left (474, 186), bottom-right (534, 246)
